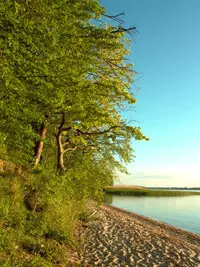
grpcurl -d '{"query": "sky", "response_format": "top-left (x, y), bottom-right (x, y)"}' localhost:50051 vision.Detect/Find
top-left (100, 0), bottom-right (200, 187)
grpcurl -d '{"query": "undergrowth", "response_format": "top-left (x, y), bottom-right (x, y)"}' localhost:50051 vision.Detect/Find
top-left (0, 172), bottom-right (84, 266)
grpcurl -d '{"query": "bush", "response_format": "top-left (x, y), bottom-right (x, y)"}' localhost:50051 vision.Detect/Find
top-left (0, 172), bottom-right (82, 266)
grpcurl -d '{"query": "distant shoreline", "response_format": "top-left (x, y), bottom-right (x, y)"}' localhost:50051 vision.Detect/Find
top-left (148, 187), bottom-right (200, 190)
top-left (104, 185), bottom-right (200, 196)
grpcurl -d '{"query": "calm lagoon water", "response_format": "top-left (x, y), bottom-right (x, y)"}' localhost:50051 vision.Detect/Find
top-left (105, 194), bottom-right (200, 234)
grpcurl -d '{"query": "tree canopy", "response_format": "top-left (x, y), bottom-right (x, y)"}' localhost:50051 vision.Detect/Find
top-left (0, 0), bottom-right (149, 181)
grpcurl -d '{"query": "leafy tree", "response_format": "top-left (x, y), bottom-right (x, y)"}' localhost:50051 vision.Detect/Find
top-left (0, 0), bottom-right (149, 179)
top-left (0, 2), bottom-right (150, 264)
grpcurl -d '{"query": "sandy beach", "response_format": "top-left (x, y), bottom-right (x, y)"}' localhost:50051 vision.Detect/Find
top-left (75, 203), bottom-right (200, 267)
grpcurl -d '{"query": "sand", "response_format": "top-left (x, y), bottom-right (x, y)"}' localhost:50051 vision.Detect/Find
top-left (74, 203), bottom-right (200, 267)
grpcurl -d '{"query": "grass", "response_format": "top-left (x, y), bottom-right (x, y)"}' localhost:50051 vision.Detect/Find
top-left (104, 186), bottom-right (200, 196)
top-left (0, 172), bottom-right (84, 266)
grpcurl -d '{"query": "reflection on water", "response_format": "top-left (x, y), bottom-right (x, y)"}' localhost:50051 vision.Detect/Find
top-left (104, 194), bottom-right (200, 234)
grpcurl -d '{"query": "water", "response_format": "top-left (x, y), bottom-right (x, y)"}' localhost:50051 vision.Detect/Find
top-left (105, 194), bottom-right (200, 234)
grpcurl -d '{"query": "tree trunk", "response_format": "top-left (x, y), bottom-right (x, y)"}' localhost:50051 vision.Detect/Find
top-left (33, 114), bottom-right (49, 168)
top-left (34, 124), bottom-right (47, 168)
top-left (56, 112), bottom-right (66, 171)
top-left (56, 132), bottom-right (65, 170)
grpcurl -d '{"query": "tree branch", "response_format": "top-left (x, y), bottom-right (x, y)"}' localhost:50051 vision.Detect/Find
top-left (111, 26), bottom-right (137, 34)
top-left (103, 12), bottom-right (125, 24)
top-left (64, 146), bottom-right (78, 153)
top-left (76, 126), bottom-right (120, 136)
top-left (62, 126), bottom-right (71, 132)
top-left (63, 145), bottom-right (96, 154)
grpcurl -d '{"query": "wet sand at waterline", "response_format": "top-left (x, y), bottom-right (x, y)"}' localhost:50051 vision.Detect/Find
top-left (76, 204), bottom-right (200, 267)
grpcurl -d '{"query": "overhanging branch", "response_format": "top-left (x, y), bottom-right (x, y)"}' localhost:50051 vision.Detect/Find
top-left (76, 125), bottom-right (120, 136)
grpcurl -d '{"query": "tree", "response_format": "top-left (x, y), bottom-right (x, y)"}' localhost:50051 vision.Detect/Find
top-left (0, 3), bottom-right (150, 264)
top-left (0, 0), bottom-right (149, 181)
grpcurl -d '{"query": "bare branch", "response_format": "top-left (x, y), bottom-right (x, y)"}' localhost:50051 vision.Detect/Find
top-left (111, 26), bottom-right (137, 34)
top-left (76, 126), bottom-right (120, 136)
top-left (103, 12), bottom-right (125, 24)
top-left (64, 146), bottom-right (78, 153)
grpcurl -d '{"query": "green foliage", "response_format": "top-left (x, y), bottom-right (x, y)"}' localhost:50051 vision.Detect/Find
top-left (0, 0), bottom-right (149, 265)
top-left (0, 173), bottom-right (81, 266)
top-left (0, 0), bottom-right (148, 170)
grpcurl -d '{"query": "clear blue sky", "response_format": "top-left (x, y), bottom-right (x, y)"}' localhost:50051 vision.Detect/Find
top-left (101, 0), bottom-right (200, 187)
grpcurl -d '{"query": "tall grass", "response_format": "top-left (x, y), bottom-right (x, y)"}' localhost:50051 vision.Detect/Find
top-left (104, 187), bottom-right (200, 196)
top-left (0, 173), bottom-right (83, 266)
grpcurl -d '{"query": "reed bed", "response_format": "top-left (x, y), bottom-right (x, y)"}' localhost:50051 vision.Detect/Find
top-left (104, 187), bottom-right (200, 196)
